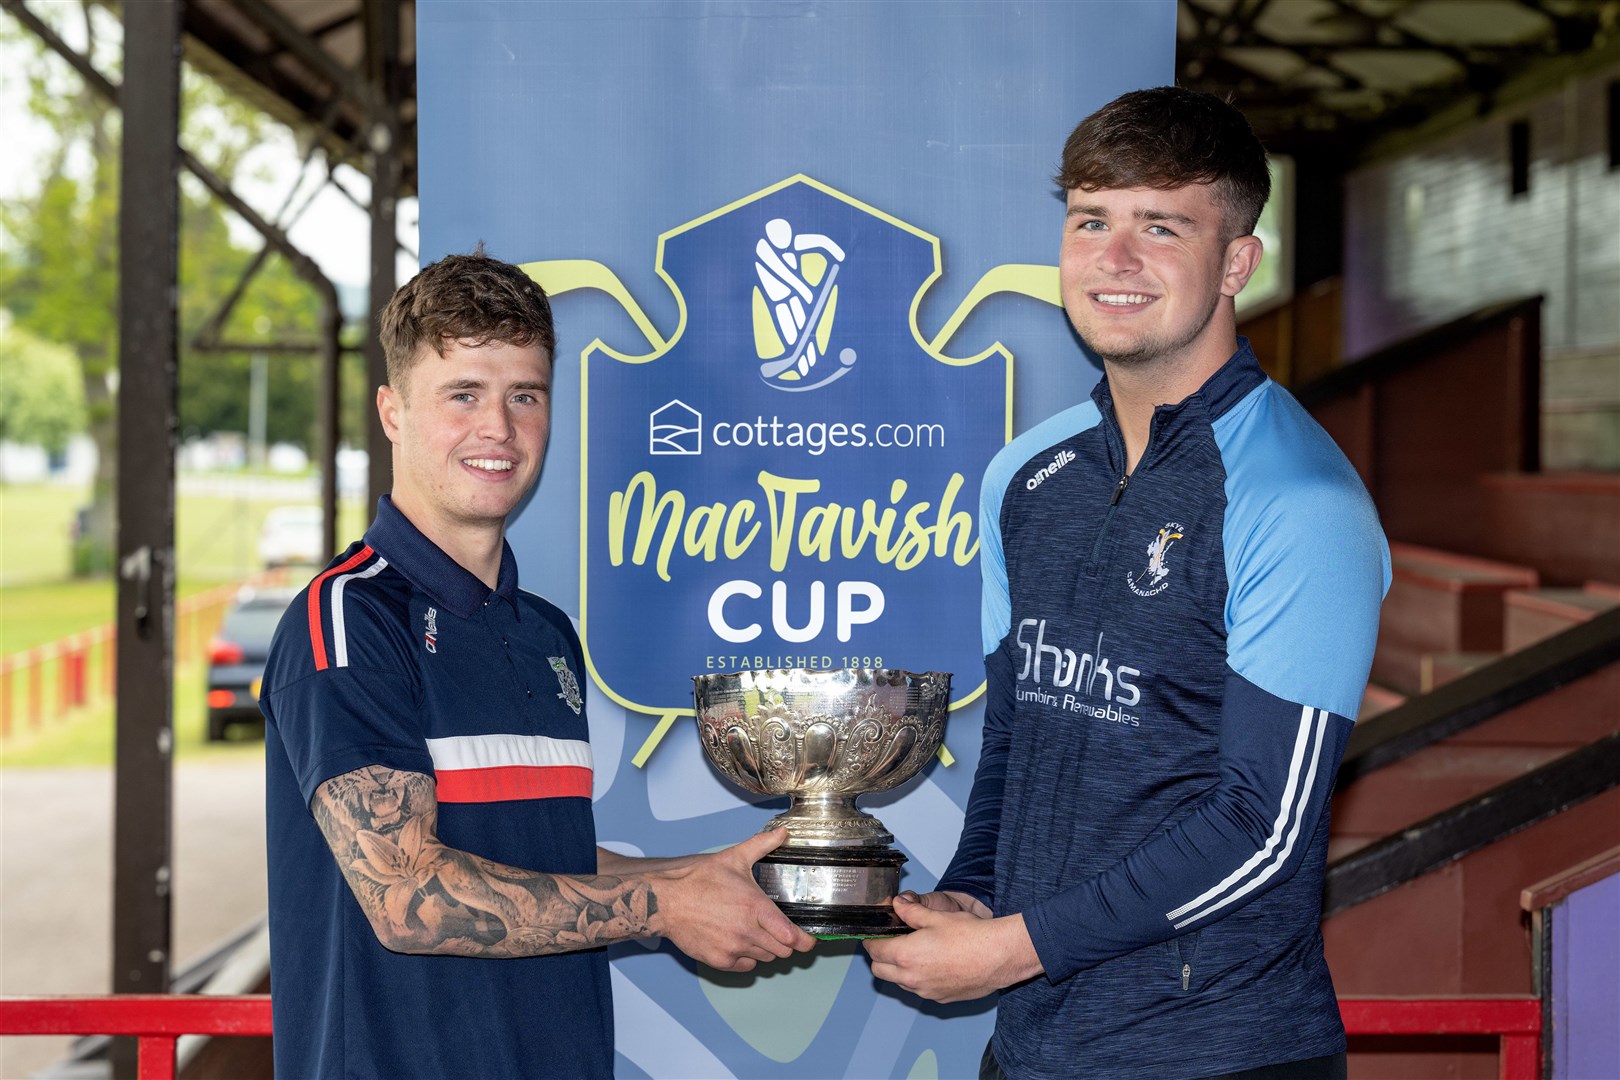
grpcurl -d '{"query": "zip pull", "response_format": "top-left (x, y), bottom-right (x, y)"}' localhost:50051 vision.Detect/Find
top-left (1181, 963), bottom-right (1191, 991)
top-left (1109, 475), bottom-right (1129, 506)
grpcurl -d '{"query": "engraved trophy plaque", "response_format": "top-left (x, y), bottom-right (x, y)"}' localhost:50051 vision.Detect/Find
top-left (691, 667), bottom-right (951, 937)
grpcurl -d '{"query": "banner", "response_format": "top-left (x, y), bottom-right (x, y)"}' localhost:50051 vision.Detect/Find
top-left (418, 4), bottom-right (1174, 1075)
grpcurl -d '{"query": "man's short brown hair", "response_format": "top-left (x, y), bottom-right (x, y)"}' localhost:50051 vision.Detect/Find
top-left (1055, 87), bottom-right (1271, 240)
top-left (379, 247), bottom-right (556, 390)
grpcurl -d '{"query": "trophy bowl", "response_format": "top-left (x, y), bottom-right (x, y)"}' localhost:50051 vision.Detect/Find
top-left (692, 667), bottom-right (951, 937)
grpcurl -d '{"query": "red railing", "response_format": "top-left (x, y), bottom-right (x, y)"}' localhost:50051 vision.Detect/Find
top-left (1341, 998), bottom-right (1542, 1080)
top-left (0, 994), bottom-right (1540, 1079)
top-left (0, 995), bottom-right (271, 1080)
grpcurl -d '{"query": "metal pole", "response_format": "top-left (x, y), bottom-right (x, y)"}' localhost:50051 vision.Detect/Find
top-left (248, 352), bottom-right (268, 470)
top-left (113, 1), bottom-right (182, 1076)
top-left (321, 300), bottom-right (342, 562)
top-left (365, 0), bottom-right (403, 513)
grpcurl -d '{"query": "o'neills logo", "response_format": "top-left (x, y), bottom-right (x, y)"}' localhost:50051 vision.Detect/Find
top-left (423, 607), bottom-right (439, 654)
top-left (1025, 448), bottom-right (1075, 491)
top-left (1014, 619), bottom-right (1143, 727)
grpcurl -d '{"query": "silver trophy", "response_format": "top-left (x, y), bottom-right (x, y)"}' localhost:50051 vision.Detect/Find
top-left (691, 667), bottom-right (951, 937)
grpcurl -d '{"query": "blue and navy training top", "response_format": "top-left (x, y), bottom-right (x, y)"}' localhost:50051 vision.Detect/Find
top-left (938, 341), bottom-right (1390, 1079)
top-left (260, 496), bottom-right (612, 1080)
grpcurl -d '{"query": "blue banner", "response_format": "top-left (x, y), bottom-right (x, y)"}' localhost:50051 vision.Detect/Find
top-left (418, 4), bottom-right (1174, 1075)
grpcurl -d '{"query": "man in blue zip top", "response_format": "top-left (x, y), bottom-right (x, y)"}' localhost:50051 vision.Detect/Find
top-left (865, 88), bottom-right (1389, 1080)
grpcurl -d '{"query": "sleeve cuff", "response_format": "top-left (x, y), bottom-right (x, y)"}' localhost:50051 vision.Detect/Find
top-left (934, 877), bottom-right (995, 914)
top-left (1024, 899), bottom-right (1083, 983)
top-left (298, 744), bottom-right (437, 806)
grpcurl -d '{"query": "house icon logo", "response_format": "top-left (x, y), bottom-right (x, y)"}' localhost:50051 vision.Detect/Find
top-left (650, 399), bottom-right (702, 455)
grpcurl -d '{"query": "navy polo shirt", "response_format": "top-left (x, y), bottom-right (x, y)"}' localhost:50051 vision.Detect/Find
top-left (261, 497), bottom-right (611, 1079)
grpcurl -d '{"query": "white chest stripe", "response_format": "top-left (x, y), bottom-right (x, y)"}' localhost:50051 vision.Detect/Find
top-left (425, 733), bottom-right (594, 772)
top-left (331, 557), bottom-right (388, 669)
top-left (1166, 706), bottom-right (1326, 929)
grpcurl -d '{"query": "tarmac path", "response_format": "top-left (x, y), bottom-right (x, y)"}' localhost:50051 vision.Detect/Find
top-left (0, 759), bottom-right (268, 1079)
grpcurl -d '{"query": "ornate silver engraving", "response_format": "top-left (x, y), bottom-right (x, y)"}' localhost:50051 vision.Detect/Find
top-left (692, 668), bottom-right (951, 850)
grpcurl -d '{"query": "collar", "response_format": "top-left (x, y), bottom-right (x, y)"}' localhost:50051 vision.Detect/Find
top-left (1088, 338), bottom-right (1265, 425)
top-left (1088, 338), bottom-right (1266, 472)
top-left (363, 496), bottom-right (521, 619)
top-left (1185, 337), bottom-right (1267, 423)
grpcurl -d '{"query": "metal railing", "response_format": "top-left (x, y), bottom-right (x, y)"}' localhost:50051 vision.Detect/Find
top-left (0, 995), bottom-right (1541, 1079)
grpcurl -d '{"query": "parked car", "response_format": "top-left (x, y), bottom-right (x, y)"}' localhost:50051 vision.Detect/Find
top-left (207, 586), bottom-right (298, 741)
top-left (258, 505), bottom-right (324, 569)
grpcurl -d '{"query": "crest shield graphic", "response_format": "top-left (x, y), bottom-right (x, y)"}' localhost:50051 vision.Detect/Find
top-left (579, 177), bottom-right (1010, 720)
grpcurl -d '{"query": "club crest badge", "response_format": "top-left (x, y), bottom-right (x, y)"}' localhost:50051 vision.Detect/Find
top-left (1127, 523), bottom-right (1185, 598)
top-left (549, 656), bottom-right (583, 715)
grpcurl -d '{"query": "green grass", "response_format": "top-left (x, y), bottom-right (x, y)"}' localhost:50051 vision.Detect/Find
top-left (0, 656), bottom-right (264, 767)
top-left (0, 579), bottom-right (116, 654)
top-left (0, 476), bottom-right (366, 765)
top-left (1, 480), bottom-right (366, 653)
top-left (0, 484), bottom-right (81, 584)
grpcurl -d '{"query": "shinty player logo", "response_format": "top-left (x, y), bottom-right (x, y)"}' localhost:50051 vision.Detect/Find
top-left (1127, 523), bottom-right (1185, 597)
top-left (752, 217), bottom-right (857, 391)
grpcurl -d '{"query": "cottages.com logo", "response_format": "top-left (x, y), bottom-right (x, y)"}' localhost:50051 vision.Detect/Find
top-left (649, 399), bottom-right (947, 458)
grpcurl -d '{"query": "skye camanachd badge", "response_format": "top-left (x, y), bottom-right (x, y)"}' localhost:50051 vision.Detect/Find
top-left (522, 176), bottom-right (1027, 766)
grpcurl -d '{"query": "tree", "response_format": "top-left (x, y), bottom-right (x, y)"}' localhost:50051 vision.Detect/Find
top-left (0, 319), bottom-right (86, 456)
top-left (0, 2), bottom-right (119, 572)
top-left (0, 2), bottom-right (329, 574)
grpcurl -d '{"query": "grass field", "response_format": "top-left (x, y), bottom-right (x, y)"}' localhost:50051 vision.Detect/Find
top-left (0, 476), bottom-right (366, 765)
top-left (0, 657), bottom-right (265, 766)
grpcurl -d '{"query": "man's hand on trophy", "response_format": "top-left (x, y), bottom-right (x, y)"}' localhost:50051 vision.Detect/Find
top-left (894, 889), bottom-right (993, 918)
top-left (648, 826), bottom-right (816, 972)
top-left (864, 904), bottom-right (1043, 1003)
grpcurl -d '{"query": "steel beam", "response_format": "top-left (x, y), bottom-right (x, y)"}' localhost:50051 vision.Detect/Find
top-left (365, 0), bottom-right (404, 512)
top-left (113, 2), bottom-right (182, 1077)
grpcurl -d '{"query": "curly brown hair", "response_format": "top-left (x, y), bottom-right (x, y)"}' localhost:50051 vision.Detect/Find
top-left (1055, 87), bottom-right (1270, 240)
top-left (379, 245), bottom-right (556, 391)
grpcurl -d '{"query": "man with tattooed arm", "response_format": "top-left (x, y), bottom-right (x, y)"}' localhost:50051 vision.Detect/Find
top-left (259, 250), bottom-right (814, 1079)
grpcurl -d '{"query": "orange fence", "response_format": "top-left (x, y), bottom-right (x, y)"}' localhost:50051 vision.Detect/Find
top-left (0, 995), bottom-right (1542, 1079)
top-left (0, 574), bottom-right (284, 740)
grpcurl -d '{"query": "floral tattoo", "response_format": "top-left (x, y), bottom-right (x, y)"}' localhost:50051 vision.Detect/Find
top-left (313, 766), bottom-right (657, 956)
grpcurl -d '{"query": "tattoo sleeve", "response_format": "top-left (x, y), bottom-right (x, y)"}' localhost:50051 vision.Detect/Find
top-left (312, 765), bottom-right (658, 957)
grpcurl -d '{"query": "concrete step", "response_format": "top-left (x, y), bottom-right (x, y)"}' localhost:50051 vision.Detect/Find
top-left (1473, 472), bottom-right (1620, 587)
top-left (1419, 651), bottom-right (1500, 692)
top-left (1373, 543), bottom-right (1539, 694)
top-left (1326, 786), bottom-right (1620, 1000)
top-left (1503, 586), bottom-right (1620, 652)
top-left (1333, 663), bottom-right (1620, 839)
top-left (1359, 683), bottom-right (1407, 720)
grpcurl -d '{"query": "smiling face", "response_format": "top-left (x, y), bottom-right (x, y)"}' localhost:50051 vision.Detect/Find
top-left (1059, 183), bottom-right (1261, 374)
top-left (377, 338), bottom-right (552, 547)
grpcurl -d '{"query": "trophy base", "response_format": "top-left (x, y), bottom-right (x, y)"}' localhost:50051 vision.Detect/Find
top-left (754, 847), bottom-right (912, 939)
top-left (777, 901), bottom-right (912, 939)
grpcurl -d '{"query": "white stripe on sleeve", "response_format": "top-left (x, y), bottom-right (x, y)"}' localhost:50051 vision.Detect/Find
top-left (1166, 706), bottom-right (1326, 928)
top-left (330, 556), bottom-right (388, 669)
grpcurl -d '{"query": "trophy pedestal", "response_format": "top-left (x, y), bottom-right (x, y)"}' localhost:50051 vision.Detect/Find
top-left (753, 847), bottom-right (911, 938)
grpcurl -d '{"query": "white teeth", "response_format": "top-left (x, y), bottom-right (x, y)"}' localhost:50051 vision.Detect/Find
top-left (464, 458), bottom-right (514, 472)
top-left (1096, 293), bottom-right (1153, 305)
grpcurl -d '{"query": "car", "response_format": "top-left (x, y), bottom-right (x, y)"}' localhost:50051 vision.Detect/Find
top-left (206, 586), bottom-right (299, 741)
top-left (258, 505), bottom-right (324, 569)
